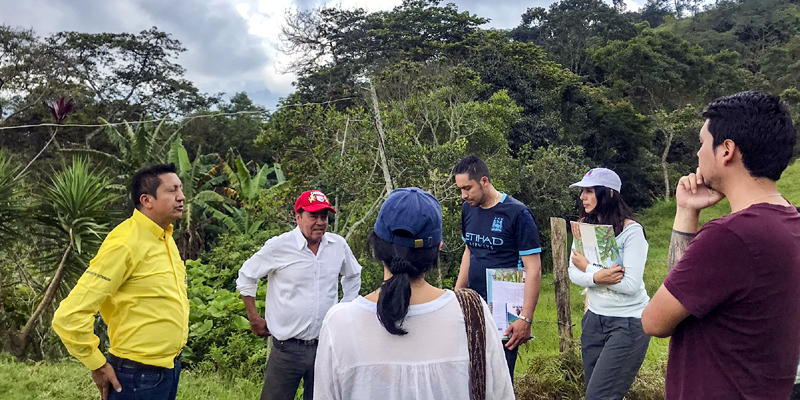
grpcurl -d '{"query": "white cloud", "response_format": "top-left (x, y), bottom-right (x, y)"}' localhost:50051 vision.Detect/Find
top-left (232, 0), bottom-right (402, 102)
top-left (623, 0), bottom-right (643, 12)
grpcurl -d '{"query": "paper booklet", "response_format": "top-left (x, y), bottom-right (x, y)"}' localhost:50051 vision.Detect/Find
top-left (486, 268), bottom-right (533, 340)
top-left (570, 221), bottom-right (620, 269)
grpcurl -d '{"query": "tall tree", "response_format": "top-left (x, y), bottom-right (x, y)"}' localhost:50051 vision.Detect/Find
top-left (510, 0), bottom-right (637, 77)
top-left (0, 25), bottom-right (60, 124)
top-left (592, 26), bottom-right (747, 198)
top-left (592, 26), bottom-right (746, 113)
top-left (182, 92), bottom-right (268, 162)
top-left (633, 0), bottom-right (673, 28)
top-left (282, 0), bottom-right (487, 105)
top-left (49, 27), bottom-right (215, 121)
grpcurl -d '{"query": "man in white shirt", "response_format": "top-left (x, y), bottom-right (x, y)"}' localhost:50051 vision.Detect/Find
top-left (237, 189), bottom-right (362, 400)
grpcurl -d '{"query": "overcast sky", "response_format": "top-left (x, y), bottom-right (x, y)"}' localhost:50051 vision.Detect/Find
top-left (0, 0), bottom-right (641, 111)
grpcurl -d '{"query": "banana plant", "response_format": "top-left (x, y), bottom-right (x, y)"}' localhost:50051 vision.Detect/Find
top-left (208, 204), bottom-right (265, 236)
top-left (168, 137), bottom-right (230, 260)
top-left (220, 152), bottom-right (286, 207)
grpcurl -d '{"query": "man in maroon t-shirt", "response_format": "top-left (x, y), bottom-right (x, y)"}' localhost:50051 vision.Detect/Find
top-left (642, 91), bottom-right (800, 400)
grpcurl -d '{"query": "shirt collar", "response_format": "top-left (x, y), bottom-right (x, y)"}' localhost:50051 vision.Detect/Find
top-left (291, 226), bottom-right (335, 250)
top-left (132, 209), bottom-right (174, 240)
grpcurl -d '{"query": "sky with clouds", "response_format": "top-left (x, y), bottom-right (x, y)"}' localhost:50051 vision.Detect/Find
top-left (0, 0), bottom-right (641, 110)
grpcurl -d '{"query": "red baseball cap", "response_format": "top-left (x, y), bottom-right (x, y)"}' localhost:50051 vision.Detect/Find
top-left (295, 190), bottom-right (336, 214)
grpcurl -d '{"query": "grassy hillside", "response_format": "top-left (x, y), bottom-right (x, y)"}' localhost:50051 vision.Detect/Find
top-left (2, 162), bottom-right (798, 400)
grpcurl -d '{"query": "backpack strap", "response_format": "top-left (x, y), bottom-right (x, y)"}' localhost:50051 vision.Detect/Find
top-left (455, 288), bottom-right (487, 400)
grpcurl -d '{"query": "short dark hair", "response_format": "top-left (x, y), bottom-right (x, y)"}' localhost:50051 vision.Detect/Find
top-left (131, 164), bottom-right (177, 209)
top-left (702, 91), bottom-right (797, 181)
top-left (453, 155), bottom-right (491, 183)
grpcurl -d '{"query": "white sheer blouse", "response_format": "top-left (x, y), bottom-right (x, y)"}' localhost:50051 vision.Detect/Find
top-left (313, 290), bottom-right (515, 400)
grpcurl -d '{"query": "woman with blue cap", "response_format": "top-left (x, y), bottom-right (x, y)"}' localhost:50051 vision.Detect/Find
top-left (313, 187), bottom-right (514, 400)
top-left (567, 168), bottom-right (650, 400)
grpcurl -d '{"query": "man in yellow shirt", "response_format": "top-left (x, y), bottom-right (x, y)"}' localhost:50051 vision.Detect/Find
top-left (53, 164), bottom-right (189, 400)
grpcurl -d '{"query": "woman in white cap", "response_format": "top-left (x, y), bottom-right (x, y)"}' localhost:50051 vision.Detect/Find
top-left (567, 168), bottom-right (650, 400)
top-left (313, 187), bottom-right (514, 400)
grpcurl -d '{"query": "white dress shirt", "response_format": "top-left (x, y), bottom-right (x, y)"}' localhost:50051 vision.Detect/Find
top-left (236, 227), bottom-right (362, 341)
top-left (314, 290), bottom-right (514, 400)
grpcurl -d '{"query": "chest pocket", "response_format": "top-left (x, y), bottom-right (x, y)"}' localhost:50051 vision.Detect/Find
top-left (127, 248), bottom-right (178, 296)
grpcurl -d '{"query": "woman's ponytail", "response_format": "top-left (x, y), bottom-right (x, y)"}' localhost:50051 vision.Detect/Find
top-left (376, 258), bottom-right (416, 335)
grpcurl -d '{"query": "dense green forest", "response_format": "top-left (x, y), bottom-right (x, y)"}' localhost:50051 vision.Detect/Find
top-left (1, 0), bottom-right (799, 396)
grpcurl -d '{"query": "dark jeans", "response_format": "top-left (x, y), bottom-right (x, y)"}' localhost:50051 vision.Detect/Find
top-left (581, 310), bottom-right (649, 400)
top-left (791, 383), bottom-right (800, 400)
top-left (502, 341), bottom-right (520, 384)
top-left (107, 354), bottom-right (181, 400)
top-left (261, 338), bottom-right (318, 400)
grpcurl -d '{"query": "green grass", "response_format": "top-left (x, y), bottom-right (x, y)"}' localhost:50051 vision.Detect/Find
top-left (2, 162), bottom-right (798, 399)
top-left (0, 353), bottom-right (263, 400)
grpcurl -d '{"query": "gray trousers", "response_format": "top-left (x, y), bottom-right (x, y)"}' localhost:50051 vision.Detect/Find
top-left (581, 310), bottom-right (649, 400)
top-left (261, 338), bottom-right (318, 400)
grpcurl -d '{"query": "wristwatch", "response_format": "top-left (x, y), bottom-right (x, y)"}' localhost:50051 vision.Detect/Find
top-left (518, 315), bottom-right (533, 324)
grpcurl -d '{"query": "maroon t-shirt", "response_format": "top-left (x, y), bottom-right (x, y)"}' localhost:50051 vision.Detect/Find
top-left (664, 203), bottom-right (800, 400)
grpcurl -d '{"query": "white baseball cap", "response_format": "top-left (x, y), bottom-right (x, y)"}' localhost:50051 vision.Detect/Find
top-left (569, 168), bottom-right (622, 192)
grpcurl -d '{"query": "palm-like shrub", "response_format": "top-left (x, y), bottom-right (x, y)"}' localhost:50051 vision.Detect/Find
top-left (11, 158), bottom-right (121, 357)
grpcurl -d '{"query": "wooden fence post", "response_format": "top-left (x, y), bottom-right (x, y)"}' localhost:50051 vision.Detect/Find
top-left (550, 217), bottom-right (573, 353)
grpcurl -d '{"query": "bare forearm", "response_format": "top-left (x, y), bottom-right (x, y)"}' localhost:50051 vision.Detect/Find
top-left (668, 207), bottom-right (699, 272)
top-left (241, 296), bottom-right (260, 320)
top-left (455, 247), bottom-right (470, 289)
top-left (522, 258), bottom-right (542, 319)
top-left (673, 206), bottom-right (700, 233)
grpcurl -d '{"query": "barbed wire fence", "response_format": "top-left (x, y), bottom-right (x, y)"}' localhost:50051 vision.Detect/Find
top-left (0, 96), bottom-right (360, 132)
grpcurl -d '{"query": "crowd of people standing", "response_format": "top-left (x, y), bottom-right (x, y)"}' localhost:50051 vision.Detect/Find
top-left (51, 90), bottom-right (800, 400)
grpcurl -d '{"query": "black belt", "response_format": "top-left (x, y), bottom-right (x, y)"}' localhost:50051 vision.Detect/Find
top-left (107, 351), bottom-right (180, 370)
top-left (277, 338), bottom-right (318, 346)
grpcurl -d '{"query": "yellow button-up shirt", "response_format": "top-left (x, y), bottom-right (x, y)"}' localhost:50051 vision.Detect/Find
top-left (52, 209), bottom-right (190, 370)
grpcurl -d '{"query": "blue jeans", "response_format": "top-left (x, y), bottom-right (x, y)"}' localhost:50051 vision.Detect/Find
top-left (107, 354), bottom-right (181, 400)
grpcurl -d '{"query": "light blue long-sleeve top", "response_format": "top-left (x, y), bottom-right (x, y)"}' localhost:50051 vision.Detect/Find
top-left (568, 222), bottom-right (650, 318)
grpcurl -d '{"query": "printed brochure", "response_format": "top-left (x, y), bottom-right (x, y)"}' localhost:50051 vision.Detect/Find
top-left (570, 221), bottom-right (620, 269)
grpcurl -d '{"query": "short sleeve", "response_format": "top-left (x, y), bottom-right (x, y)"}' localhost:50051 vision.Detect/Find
top-left (664, 222), bottom-right (752, 319)
top-left (514, 209), bottom-right (541, 255)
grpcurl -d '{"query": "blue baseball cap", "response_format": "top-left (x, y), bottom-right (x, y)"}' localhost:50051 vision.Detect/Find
top-left (374, 187), bottom-right (442, 249)
top-left (569, 168), bottom-right (622, 192)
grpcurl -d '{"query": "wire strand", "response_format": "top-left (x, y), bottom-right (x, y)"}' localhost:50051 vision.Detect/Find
top-left (0, 97), bottom-right (360, 131)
